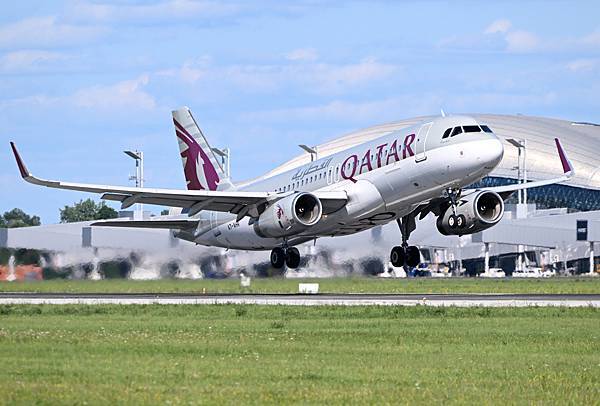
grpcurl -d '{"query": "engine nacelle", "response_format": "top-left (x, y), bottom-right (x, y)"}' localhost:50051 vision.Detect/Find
top-left (254, 192), bottom-right (322, 238)
top-left (436, 191), bottom-right (504, 236)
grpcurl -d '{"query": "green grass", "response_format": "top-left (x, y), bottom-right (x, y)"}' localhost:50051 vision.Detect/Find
top-left (1, 276), bottom-right (600, 295)
top-left (0, 305), bottom-right (598, 404)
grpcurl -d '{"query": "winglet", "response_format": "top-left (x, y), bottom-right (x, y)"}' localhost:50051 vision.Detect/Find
top-left (9, 142), bottom-right (30, 179)
top-left (554, 138), bottom-right (574, 176)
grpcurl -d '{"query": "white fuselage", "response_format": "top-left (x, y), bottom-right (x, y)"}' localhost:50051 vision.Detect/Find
top-left (183, 115), bottom-right (504, 250)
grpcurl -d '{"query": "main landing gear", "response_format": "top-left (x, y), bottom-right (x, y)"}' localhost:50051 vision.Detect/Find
top-left (390, 214), bottom-right (421, 268)
top-left (270, 246), bottom-right (300, 269)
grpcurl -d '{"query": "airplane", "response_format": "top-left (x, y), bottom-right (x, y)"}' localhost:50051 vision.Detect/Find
top-left (10, 107), bottom-right (574, 270)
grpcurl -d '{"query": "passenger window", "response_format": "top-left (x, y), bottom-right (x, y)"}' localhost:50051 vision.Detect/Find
top-left (480, 125), bottom-right (493, 133)
top-left (463, 125), bottom-right (481, 133)
top-left (451, 127), bottom-right (462, 137)
top-left (442, 128), bottom-right (452, 139)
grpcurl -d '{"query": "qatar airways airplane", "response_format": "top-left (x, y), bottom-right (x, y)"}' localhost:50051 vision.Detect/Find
top-left (10, 107), bottom-right (574, 269)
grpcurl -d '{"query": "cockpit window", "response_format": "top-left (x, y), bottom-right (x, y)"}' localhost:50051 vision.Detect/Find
top-left (463, 125), bottom-right (481, 133)
top-left (480, 125), bottom-right (493, 133)
top-left (442, 128), bottom-right (452, 139)
top-left (450, 126), bottom-right (463, 137)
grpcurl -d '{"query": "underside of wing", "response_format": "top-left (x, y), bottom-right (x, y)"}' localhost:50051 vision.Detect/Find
top-left (91, 218), bottom-right (199, 230)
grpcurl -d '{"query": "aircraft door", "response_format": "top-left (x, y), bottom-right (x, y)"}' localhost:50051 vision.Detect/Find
top-left (415, 122), bottom-right (432, 162)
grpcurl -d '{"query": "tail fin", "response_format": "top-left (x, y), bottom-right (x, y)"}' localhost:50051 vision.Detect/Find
top-left (172, 107), bottom-right (233, 191)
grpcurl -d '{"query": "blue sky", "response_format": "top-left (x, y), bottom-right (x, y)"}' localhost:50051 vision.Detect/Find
top-left (1, 0), bottom-right (599, 223)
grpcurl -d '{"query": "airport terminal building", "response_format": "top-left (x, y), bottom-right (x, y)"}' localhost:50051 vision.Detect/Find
top-left (2, 114), bottom-right (600, 278)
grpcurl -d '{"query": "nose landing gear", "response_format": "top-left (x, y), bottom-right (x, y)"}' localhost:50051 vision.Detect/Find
top-left (447, 213), bottom-right (466, 229)
top-left (270, 246), bottom-right (301, 269)
top-left (390, 214), bottom-right (421, 268)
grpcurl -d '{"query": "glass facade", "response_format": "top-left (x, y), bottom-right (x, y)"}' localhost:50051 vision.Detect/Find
top-left (469, 176), bottom-right (600, 212)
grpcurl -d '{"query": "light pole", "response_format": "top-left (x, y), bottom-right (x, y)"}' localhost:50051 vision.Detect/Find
top-left (299, 144), bottom-right (318, 162)
top-left (507, 138), bottom-right (527, 205)
top-left (507, 138), bottom-right (528, 272)
top-left (124, 150), bottom-right (144, 218)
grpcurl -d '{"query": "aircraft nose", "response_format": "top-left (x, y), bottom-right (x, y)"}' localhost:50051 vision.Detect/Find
top-left (483, 137), bottom-right (504, 168)
top-left (490, 137), bottom-right (504, 167)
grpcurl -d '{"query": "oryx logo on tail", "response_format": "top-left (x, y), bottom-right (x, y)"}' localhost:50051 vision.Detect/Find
top-left (173, 119), bottom-right (220, 191)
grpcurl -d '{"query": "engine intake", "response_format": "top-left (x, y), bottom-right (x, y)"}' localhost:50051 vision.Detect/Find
top-left (254, 192), bottom-right (322, 238)
top-left (436, 190), bottom-right (504, 236)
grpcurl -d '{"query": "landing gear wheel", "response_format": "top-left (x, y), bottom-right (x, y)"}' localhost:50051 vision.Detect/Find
top-left (405, 246), bottom-right (421, 268)
top-left (285, 247), bottom-right (301, 269)
top-left (448, 214), bottom-right (457, 228)
top-left (270, 247), bottom-right (286, 269)
top-left (456, 214), bottom-right (466, 228)
top-left (390, 246), bottom-right (405, 267)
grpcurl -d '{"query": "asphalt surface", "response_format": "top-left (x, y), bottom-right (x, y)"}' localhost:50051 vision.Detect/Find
top-left (0, 292), bottom-right (599, 307)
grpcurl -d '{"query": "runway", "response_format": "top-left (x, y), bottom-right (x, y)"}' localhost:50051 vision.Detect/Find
top-left (0, 292), bottom-right (599, 307)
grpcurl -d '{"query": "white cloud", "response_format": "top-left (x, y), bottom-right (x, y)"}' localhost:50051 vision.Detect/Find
top-left (483, 19), bottom-right (539, 53)
top-left (567, 58), bottom-right (598, 72)
top-left (484, 19), bottom-right (512, 35)
top-left (253, 99), bottom-right (399, 121)
top-left (157, 56), bottom-right (211, 84)
top-left (505, 30), bottom-right (539, 53)
top-left (156, 57), bottom-right (398, 95)
top-left (0, 94), bottom-right (59, 110)
top-left (285, 48), bottom-right (318, 62)
top-left (242, 96), bottom-right (441, 124)
top-left (581, 30), bottom-right (600, 46)
top-left (70, 0), bottom-right (241, 22)
top-left (0, 50), bottom-right (66, 72)
top-left (0, 16), bottom-right (107, 49)
top-left (171, 57), bottom-right (398, 94)
top-left (311, 58), bottom-right (397, 91)
top-left (72, 75), bottom-right (156, 110)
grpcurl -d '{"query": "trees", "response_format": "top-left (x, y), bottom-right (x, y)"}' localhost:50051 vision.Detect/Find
top-left (60, 199), bottom-right (118, 223)
top-left (0, 208), bottom-right (41, 228)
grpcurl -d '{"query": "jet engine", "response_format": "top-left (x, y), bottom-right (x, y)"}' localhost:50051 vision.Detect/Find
top-left (436, 190), bottom-right (504, 236)
top-left (254, 192), bottom-right (322, 238)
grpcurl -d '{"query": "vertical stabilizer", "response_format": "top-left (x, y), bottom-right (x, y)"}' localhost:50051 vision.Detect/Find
top-left (172, 107), bottom-right (233, 191)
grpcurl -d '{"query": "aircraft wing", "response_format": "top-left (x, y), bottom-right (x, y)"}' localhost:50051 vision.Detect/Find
top-left (10, 142), bottom-right (348, 220)
top-left (91, 218), bottom-right (199, 229)
top-left (467, 138), bottom-right (574, 199)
